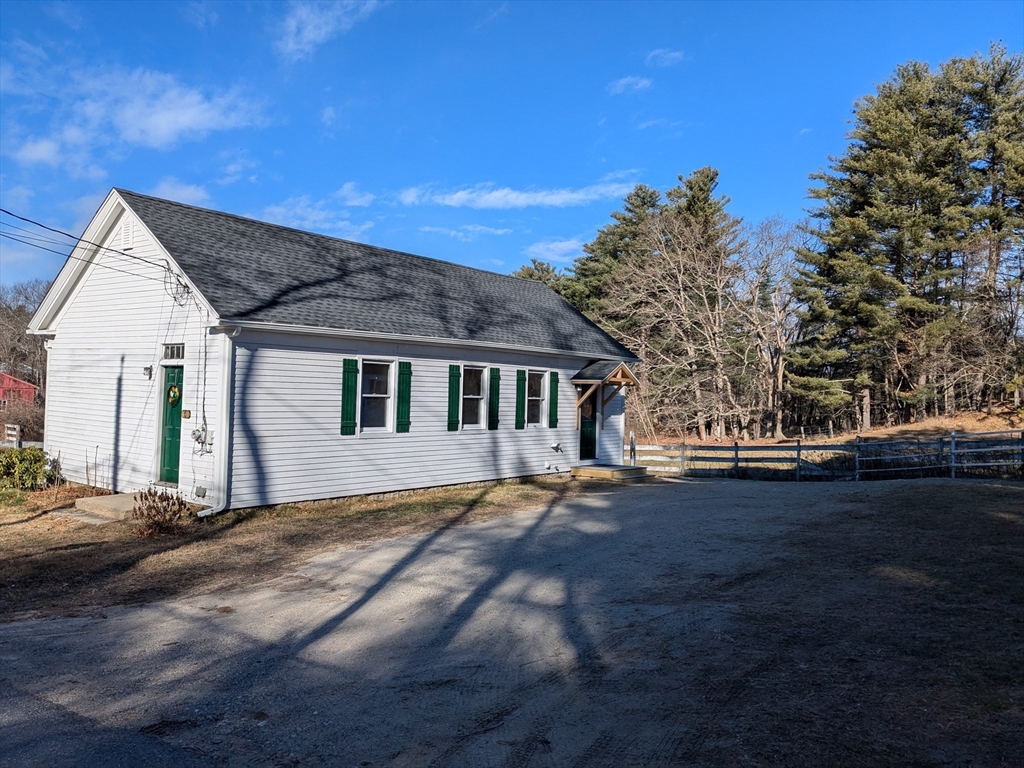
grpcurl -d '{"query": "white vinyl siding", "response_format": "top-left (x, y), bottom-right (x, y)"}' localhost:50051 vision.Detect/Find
top-left (42, 209), bottom-right (220, 504)
top-left (227, 332), bottom-right (584, 508)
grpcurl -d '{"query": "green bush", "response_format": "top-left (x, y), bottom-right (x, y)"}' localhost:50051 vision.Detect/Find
top-left (0, 446), bottom-right (53, 490)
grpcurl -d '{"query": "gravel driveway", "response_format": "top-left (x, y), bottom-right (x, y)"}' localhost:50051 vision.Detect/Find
top-left (2, 478), bottom-right (1020, 766)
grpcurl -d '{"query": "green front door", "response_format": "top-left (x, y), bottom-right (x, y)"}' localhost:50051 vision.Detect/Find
top-left (160, 366), bottom-right (184, 483)
top-left (579, 392), bottom-right (598, 461)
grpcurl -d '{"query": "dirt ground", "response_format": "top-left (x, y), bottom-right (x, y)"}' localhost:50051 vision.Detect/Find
top-left (0, 477), bottom-right (604, 620)
top-left (1, 478), bottom-right (1022, 766)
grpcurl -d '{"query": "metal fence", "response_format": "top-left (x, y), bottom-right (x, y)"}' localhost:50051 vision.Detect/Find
top-left (624, 430), bottom-right (1024, 481)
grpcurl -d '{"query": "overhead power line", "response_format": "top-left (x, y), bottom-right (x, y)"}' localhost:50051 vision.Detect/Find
top-left (0, 231), bottom-right (166, 283)
top-left (0, 207), bottom-right (170, 271)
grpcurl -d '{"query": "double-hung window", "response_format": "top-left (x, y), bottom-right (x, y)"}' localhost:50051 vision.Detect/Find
top-left (360, 361), bottom-right (391, 430)
top-left (462, 367), bottom-right (485, 428)
top-left (526, 371), bottom-right (544, 425)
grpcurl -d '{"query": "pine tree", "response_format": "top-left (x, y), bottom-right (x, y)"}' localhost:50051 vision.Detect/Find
top-left (560, 184), bottom-right (662, 313)
top-left (789, 47), bottom-right (1023, 427)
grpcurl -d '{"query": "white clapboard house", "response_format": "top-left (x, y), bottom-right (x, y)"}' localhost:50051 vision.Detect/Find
top-left (29, 189), bottom-right (639, 513)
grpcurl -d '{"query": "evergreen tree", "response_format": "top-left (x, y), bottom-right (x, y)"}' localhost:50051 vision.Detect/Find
top-left (509, 259), bottom-right (567, 292)
top-left (560, 184), bottom-right (662, 313)
top-left (790, 45), bottom-right (1023, 426)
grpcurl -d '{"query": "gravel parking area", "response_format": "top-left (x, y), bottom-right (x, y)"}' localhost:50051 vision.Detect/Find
top-left (2, 478), bottom-right (1021, 766)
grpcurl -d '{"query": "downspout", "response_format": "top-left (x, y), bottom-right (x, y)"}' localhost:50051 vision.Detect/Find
top-left (198, 328), bottom-right (237, 517)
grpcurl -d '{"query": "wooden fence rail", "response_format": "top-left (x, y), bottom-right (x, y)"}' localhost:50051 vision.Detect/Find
top-left (623, 430), bottom-right (1024, 481)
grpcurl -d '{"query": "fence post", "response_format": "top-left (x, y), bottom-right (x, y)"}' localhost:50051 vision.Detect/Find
top-left (629, 431), bottom-right (636, 467)
top-left (937, 436), bottom-right (944, 471)
top-left (733, 441), bottom-right (740, 477)
top-left (680, 442), bottom-right (687, 477)
top-left (854, 436), bottom-right (861, 481)
top-left (795, 439), bottom-right (802, 483)
top-left (949, 430), bottom-right (956, 479)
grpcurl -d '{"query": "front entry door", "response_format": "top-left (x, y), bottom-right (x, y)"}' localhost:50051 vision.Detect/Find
top-left (579, 392), bottom-right (598, 461)
top-left (160, 366), bottom-right (184, 484)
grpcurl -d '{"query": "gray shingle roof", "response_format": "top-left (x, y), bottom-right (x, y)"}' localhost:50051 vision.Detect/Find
top-left (571, 360), bottom-right (623, 382)
top-left (118, 190), bottom-right (636, 361)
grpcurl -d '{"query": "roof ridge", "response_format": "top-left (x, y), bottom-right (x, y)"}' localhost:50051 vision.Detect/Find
top-left (114, 188), bottom-right (554, 289)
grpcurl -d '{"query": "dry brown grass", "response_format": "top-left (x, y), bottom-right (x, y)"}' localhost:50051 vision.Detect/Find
top-left (0, 476), bottom-right (609, 620)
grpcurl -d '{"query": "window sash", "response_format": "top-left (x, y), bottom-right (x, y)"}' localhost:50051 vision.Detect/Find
top-left (360, 361), bottom-right (391, 430)
top-left (526, 371), bottom-right (544, 424)
top-left (462, 367), bottom-right (485, 427)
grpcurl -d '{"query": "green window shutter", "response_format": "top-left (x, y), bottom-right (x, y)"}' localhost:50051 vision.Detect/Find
top-left (515, 369), bottom-right (526, 430)
top-left (447, 364), bottom-right (461, 432)
top-left (396, 361), bottom-right (412, 433)
top-left (340, 358), bottom-right (359, 435)
top-left (548, 371), bottom-right (559, 428)
top-left (487, 367), bottom-right (501, 430)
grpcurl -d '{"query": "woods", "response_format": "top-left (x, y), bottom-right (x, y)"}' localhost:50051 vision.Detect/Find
top-left (514, 45), bottom-right (1024, 441)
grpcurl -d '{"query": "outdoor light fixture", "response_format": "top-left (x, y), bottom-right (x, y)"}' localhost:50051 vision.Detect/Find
top-left (143, 366), bottom-right (153, 379)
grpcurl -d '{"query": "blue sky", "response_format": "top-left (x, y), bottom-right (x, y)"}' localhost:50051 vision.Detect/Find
top-left (1, 0), bottom-right (1021, 286)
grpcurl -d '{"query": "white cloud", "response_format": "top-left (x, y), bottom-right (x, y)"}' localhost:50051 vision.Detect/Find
top-left (261, 195), bottom-right (374, 239)
top-left (645, 48), bottom-right (683, 67)
top-left (91, 69), bottom-right (259, 149)
top-left (400, 181), bottom-right (634, 209)
top-left (636, 117), bottom-right (682, 131)
top-left (321, 106), bottom-right (336, 126)
top-left (462, 224), bottom-right (512, 235)
top-left (0, 185), bottom-right (34, 213)
top-left (14, 138), bottom-right (61, 166)
top-left (524, 238), bottom-right (585, 264)
top-left (398, 187), bottom-right (425, 206)
top-left (150, 177), bottom-right (211, 206)
top-left (275, 1), bottom-right (381, 62)
top-left (607, 76), bottom-right (652, 96)
top-left (42, 1), bottom-right (83, 30)
top-left (69, 191), bottom-right (108, 235)
top-left (334, 181), bottom-right (374, 206)
top-left (3, 61), bottom-right (262, 178)
top-left (4, 60), bottom-right (260, 177)
top-left (217, 149), bottom-right (258, 185)
top-left (475, 2), bottom-right (507, 29)
top-left (420, 224), bottom-right (512, 242)
top-left (799, 127), bottom-right (813, 135)
top-left (183, 1), bottom-right (219, 29)
top-left (420, 226), bottom-right (473, 242)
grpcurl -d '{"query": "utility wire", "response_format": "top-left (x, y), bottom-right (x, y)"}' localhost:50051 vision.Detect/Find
top-left (0, 232), bottom-right (166, 283)
top-left (0, 207), bottom-right (170, 271)
top-left (0, 222), bottom-right (156, 273)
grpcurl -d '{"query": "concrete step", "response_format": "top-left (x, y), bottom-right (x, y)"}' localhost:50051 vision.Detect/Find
top-left (75, 493), bottom-right (136, 521)
top-left (571, 465), bottom-right (651, 481)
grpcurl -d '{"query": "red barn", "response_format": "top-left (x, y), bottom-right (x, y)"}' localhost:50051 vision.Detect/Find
top-left (0, 373), bottom-right (38, 409)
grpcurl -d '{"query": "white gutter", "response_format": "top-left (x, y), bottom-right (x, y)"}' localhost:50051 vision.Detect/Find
top-left (197, 329), bottom-right (236, 517)
top-left (217, 319), bottom-right (639, 363)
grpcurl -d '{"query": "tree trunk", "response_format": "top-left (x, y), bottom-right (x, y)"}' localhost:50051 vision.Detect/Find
top-left (861, 388), bottom-right (871, 432)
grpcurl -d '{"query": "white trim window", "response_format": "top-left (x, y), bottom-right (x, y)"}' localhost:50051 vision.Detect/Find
top-left (461, 366), bottom-right (485, 428)
top-left (526, 370), bottom-right (545, 425)
top-left (360, 360), bottom-right (392, 431)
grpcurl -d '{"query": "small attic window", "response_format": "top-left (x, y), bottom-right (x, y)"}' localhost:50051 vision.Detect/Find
top-left (163, 344), bottom-right (184, 360)
top-left (120, 217), bottom-right (134, 250)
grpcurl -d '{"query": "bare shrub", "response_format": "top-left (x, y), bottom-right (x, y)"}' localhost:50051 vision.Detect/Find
top-left (132, 487), bottom-right (189, 536)
top-left (2, 399), bottom-right (45, 442)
